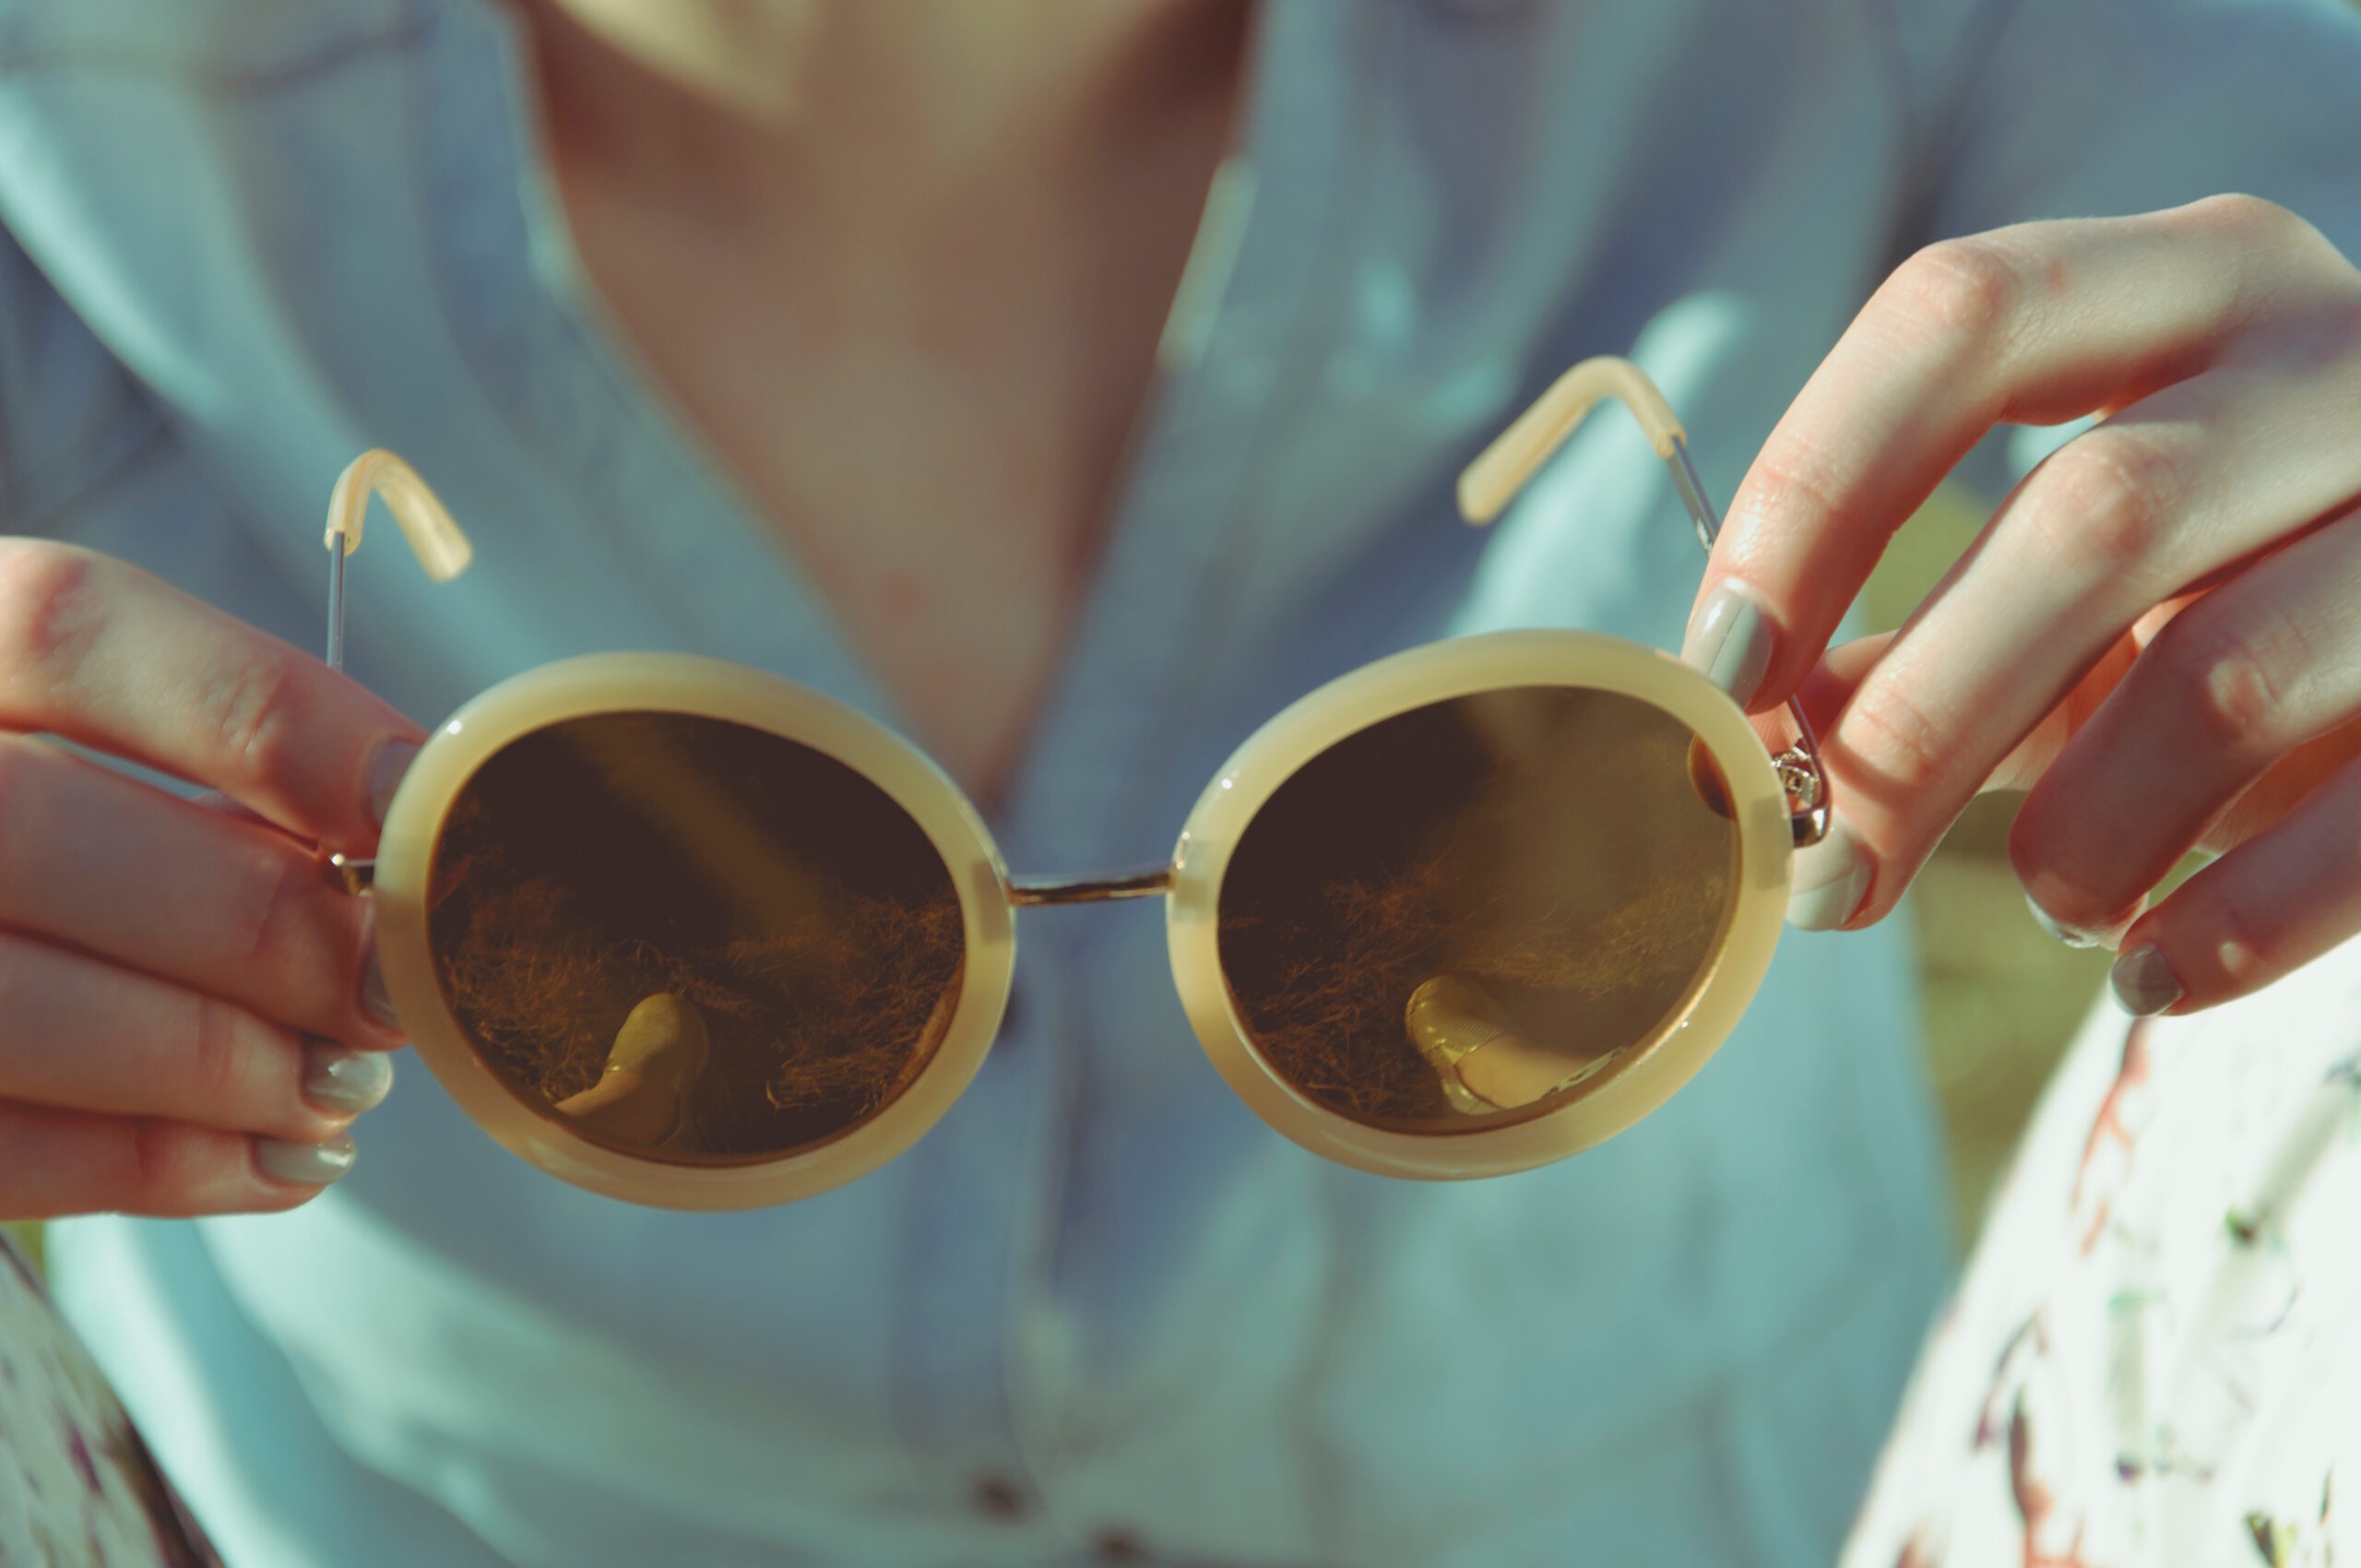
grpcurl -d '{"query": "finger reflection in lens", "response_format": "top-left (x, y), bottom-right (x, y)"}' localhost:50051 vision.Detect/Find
top-left (553, 992), bottom-right (711, 1154)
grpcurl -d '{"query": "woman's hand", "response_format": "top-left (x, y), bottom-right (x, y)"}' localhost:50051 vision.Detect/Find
top-left (1683, 194), bottom-right (2361, 1017)
top-left (0, 541), bottom-right (418, 1218)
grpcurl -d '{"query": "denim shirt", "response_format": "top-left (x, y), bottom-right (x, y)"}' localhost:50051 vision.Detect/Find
top-left (6, 1), bottom-right (2359, 1564)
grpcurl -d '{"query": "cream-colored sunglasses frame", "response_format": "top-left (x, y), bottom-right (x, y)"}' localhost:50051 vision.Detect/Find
top-left (324, 359), bottom-right (1828, 1210)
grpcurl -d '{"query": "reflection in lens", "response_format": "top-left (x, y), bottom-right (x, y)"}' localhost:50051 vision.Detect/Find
top-left (1216, 687), bottom-right (1739, 1133)
top-left (550, 992), bottom-right (710, 1154)
top-left (426, 713), bottom-right (965, 1165)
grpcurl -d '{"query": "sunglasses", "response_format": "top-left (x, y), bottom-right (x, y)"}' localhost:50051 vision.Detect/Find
top-left (325, 357), bottom-right (1828, 1209)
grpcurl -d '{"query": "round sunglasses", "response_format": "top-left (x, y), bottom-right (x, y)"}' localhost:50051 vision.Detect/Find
top-left (323, 357), bottom-right (1829, 1209)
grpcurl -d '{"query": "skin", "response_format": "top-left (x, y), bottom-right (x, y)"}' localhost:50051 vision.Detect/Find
top-left (524, 0), bottom-right (1249, 802)
top-left (1688, 196), bottom-right (2361, 1018)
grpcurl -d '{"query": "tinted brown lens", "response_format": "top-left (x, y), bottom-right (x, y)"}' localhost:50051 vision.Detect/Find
top-left (1216, 687), bottom-right (1738, 1133)
top-left (425, 713), bottom-right (965, 1165)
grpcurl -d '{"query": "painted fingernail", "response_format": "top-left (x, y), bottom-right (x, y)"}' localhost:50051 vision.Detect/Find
top-left (255, 1132), bottom-right (357, 1188)
top-left (302, 1039), bottom-right (395, 1116)
top-left (367, 740), bottom-right (419, 828)
top-left (360, 945), bottom-right (400, 1031)
top-left (2111, 943), bottom-right (2183, 1016)
top-left (1682, 584), bottom-right (1773, 707)
top-left (1786, 815), bottom-right (1872, 931)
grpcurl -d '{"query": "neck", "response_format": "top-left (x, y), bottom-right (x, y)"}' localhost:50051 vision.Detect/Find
top-left (520, 0), bottom-right (1242, 206)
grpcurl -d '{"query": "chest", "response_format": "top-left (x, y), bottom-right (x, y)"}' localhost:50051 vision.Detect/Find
top-left (580, 257), bottom-right (1091, 794)
top-left (541, 151), bottom-right (1233, 813)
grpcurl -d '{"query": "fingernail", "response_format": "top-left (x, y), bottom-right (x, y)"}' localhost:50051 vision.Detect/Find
top-left (2023, 891), bottom-right (2143, 952)
top-left (302, 1039), bottom-right (395, 1116)
top-left (2023, 892), bottom-right (2098, 947)
top-left (2111, 943), bottom-right (2183, 1016)
top-left (360, 945), bottom-right (400, 1031)
top-left (1786, 815), bottom-right (1872, 931)
top-left (367, 741), bottom-right (419, 828)
top-left (255, 1133), bottom-right (357, 1188)
top-left (1682, 584), bottom-right (1774, 707)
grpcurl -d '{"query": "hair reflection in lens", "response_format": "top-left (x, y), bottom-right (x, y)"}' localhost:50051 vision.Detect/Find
top-left (1216, 688), bottom-right (1739, 1133)
top-left (425, 713), bottom-right (965, 1164)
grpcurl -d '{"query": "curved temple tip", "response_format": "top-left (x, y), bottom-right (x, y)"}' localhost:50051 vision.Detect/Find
top-left (322, 449), bottom-right (476, 582)
top-left (1454, 355), bottom-right (1687, 527)
top-left (1454, 454), bottom-right (1520, 529)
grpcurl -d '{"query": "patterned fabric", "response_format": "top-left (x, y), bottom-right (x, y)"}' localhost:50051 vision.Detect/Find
top-left (1845, 940), bottom-right (2361, 1568)
top-left (0, 1237), bottom-right (220, 1568)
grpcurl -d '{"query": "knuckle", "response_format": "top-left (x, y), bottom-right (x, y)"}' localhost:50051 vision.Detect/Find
top-left (2183, 191), bottom-right (2299, 245)
top-left (2171, 196), bottom-right (2351, 339)
top-left (2202, 892), bottom-right (2279, 990)
top-left (2192, 647), bottom-right (2285, 750)
top-left (203, 647), bottom-right (304, 794)
top-left (1882, 236), bottom-right (2031, 345)
top-left (228, 842), bottom-right (318, 976)
top-left (184, 994), bottom-right (253, 1115)
top-left (1741, 436), bottom-right (1853, 530)
top-left (1838, 680), bottom-right (1964, 801)
top-left (125, 1119), bottom-right (210, 1213)
top-left (2159, 612), bottom-right (2313, 754)
top-left (0, 540), bottom-right (102, 694)
top-left (2026, 434), bottom-right (2189, 578)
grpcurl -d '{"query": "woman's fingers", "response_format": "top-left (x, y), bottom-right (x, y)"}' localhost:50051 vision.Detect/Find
top-left (1691, 196), bottom-right (2347, 705)
top-left (0, 540), bottom-right (414, 1221)
top-left (0, 736), bottom-right (395, 1046)
top-left (0, 540), bottom-right (422, 852)
top-left (1769, 628), bottom-right (2139, 800)
top-left (2107, 748), bottom-right (2361, 1017)
top-left (2012, 505), bottom-right (2361, 938)
top-left (1816, 360), bottom-right (2361, 929)
top-left (0, 930), bottom-right (389, 1140)
top-left (1692, 198), bottom-right (2361, 929)
top-left (0, 1100), bottom-right (355, 1221)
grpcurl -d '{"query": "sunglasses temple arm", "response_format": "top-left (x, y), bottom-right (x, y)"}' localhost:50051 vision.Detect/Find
top-left (317, 452), bottom-right (474, 894)
top-left (321, 449), bottom-right (476, 676)
top-left (326, 539), bottom-right (348, 674)
top-left (1667, 436), bottom-right (1722, 554)
top-left (1457, 357), bottom-right (1830, 848)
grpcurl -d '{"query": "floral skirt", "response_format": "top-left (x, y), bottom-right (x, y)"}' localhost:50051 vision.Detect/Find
top-left (1845, 938), bottom-right (2361, 1568)
top-left (0, 1232), bottom-right (220, 1567)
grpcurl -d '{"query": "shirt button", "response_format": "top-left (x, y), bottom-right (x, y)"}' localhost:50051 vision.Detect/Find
top-left (1092, 1529), bottom-right (1152, 1563)
top-left (970, 1474), bottom-right (1027, 1521)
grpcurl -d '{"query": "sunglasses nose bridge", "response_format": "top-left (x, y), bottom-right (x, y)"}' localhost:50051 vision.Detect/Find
top-left (1006, 864), bottom-right (1178, 909)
